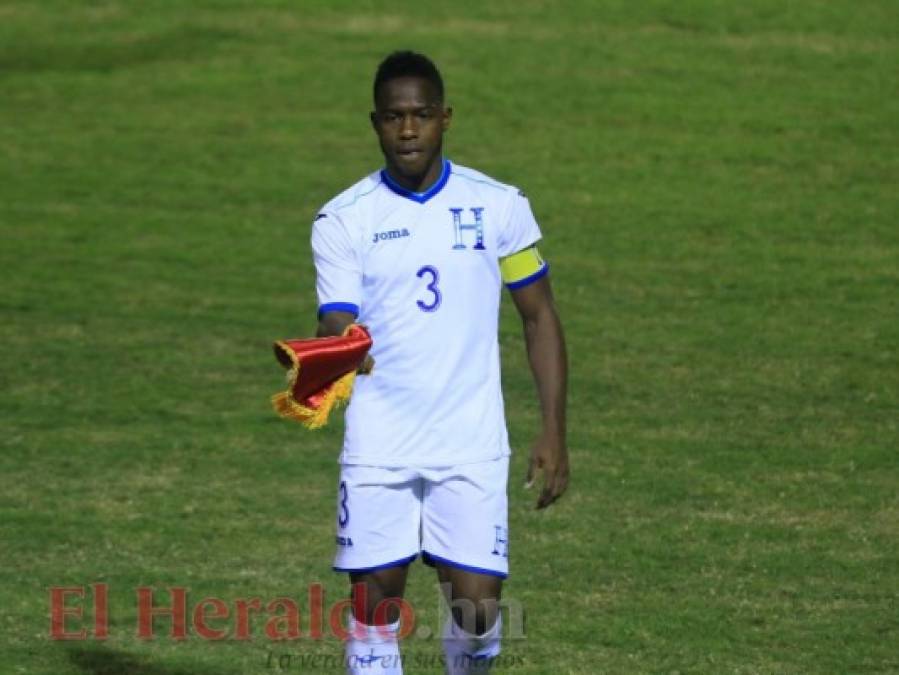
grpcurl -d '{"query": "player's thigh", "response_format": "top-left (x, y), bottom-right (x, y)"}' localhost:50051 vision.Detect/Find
top-left (436, 563), bottom-right (502, 603)
top-left (421, 457), bottom-right (510, 578)
top-left (334, 465), bottom-right (422, 572)
top-left (349, 565), bottom-right (411, 600)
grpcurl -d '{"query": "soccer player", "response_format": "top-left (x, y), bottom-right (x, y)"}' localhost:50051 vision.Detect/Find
top-left (311, 51), bottom-right (568, 674)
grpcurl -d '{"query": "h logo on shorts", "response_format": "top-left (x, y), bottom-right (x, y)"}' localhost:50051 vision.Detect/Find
top-left (491, 526), bottom-right (509, 558)
top-left (450, 207), bottom-right (486, 250)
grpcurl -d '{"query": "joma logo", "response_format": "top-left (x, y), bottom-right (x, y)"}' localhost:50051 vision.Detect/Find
top-left (372, 228), bottom-right (410, 244)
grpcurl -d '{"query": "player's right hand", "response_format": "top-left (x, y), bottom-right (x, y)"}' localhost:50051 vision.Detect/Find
top-left (358, 354), bottom-right (375, 374)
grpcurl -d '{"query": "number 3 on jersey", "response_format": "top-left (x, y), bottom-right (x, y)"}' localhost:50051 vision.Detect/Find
top-left (338, 481), bottom-right (349, 528)
top-left (416, 265), bottom-right (441, 312)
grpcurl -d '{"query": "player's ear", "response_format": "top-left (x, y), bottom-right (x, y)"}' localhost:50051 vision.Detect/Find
top-left (369, 111), bottom-right (377, 130)
top-left (442, 106), bottom-right (453, 132)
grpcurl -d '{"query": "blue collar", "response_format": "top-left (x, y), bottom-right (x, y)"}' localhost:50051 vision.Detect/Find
top-left (380, 159), bottom-right (451, 204)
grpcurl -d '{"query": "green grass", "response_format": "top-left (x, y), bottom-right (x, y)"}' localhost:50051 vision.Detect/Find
top-left (2, 1), bottom-right (897, 673)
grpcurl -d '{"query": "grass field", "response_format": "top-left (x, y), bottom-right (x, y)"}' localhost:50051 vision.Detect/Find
top-left (2, 1), bottom-right (897, 673)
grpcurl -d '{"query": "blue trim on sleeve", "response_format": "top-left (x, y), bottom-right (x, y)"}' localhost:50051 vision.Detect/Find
top-left (504, 262), bottom-right (549, 290)
top-left (333, 554), bottom-right (418, 574)
top-left (380, 159), bottom-right (450, 204)
top-left (318, 302), bottom-right (360, 318)
top-left (421, 551), bottom-right (508, 579)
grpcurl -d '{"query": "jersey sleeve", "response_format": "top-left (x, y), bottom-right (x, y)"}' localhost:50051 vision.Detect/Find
top-left (310, 211), bottom-right (362, 318)
top-left (497, 189), bottom-right (543, 258)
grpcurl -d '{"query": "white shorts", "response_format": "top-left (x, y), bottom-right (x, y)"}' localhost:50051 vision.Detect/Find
top-left (333, 457), bottom-right (509, 578)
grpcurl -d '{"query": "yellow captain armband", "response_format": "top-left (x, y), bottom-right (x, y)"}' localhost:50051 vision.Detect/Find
top-left (500, 245), bottom-right (549, 289)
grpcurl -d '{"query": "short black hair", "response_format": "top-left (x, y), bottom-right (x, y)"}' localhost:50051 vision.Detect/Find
top-left (373, 51), bottom-right (444, 103)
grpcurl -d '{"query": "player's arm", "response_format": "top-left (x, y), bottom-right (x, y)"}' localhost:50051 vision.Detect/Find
top-left (316, 311), bottom-right (356, 338)
top-left (311, 212), bottom-right (373, 373)
top-left (506, 251), bottom-right (569, 510)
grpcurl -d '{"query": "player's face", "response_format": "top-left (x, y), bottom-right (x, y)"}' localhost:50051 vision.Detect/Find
top-left (371, 76), bottom-right (452, 192)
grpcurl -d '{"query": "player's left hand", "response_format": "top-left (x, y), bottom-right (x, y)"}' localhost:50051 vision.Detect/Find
top-left (525, 431), bottom-right (569, 509)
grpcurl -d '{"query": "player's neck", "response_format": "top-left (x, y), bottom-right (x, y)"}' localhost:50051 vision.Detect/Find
top-left (384, 156), bottom-right (445, 194)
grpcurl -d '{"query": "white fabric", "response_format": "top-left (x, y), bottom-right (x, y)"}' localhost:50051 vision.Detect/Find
top-left (333, 457), bottom-right (509, 577)
top-left (443, 614), bottom-right (502, 674)
top-left (312, 160), bottom-right (542, 467)
top-left (345, 615), bottom-right (403, 675)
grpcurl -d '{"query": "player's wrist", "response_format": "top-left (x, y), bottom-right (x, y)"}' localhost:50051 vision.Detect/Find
top-left (539, 422), bottom-right (566, 442)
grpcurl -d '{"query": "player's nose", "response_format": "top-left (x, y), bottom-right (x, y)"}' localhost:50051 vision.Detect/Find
top-left (399, 114), bottom-right (418, 139)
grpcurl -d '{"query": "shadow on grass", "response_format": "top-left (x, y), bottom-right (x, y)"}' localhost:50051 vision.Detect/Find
top-left (67, 645), bottom-right (236, 675)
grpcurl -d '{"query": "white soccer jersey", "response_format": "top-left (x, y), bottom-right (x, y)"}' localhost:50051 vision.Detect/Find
top-left (311, 159), bottom-right (546, 467)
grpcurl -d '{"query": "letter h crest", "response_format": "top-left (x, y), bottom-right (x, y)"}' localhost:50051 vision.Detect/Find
top-left (450, 207), bottom-right (486, 250)
top-left (492, 526), bottom-right (509, 558)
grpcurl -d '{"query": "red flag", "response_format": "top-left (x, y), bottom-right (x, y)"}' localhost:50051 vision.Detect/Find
top-left (271, 324), bottom-right (372, 429)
